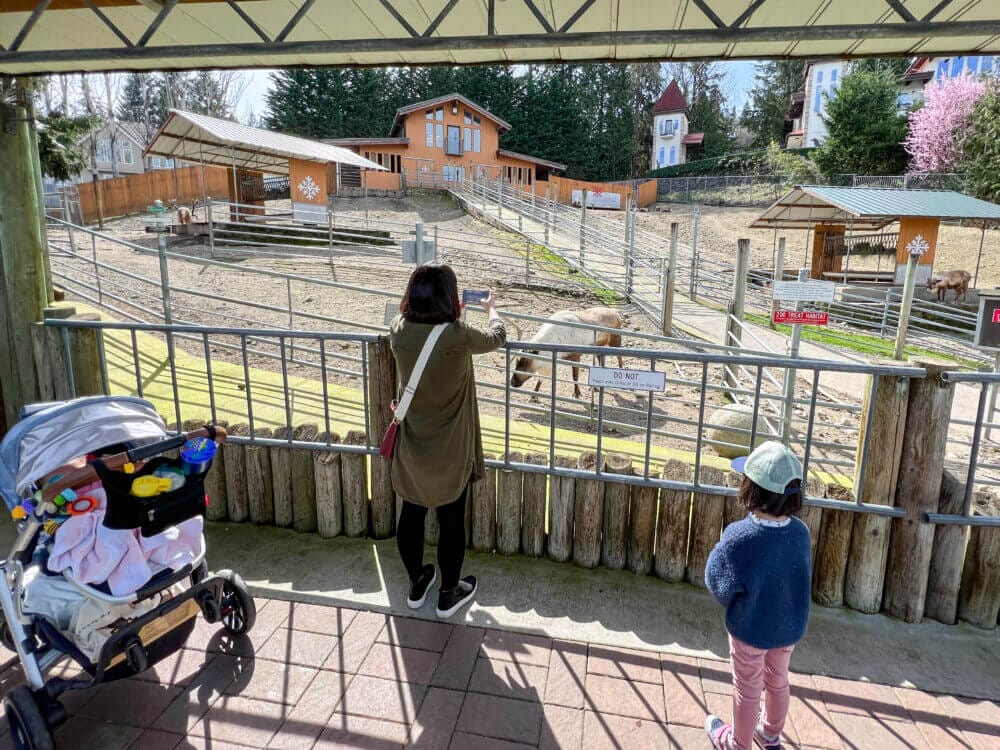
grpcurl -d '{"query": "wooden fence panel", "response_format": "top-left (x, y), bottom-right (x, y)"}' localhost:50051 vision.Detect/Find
top-left (77, 166), bottom-right (230, 223)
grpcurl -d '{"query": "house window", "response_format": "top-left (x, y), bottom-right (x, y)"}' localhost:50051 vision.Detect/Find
top-left (446, 125), bottom-right (462, 155)
top-left (96, 137), bottom-right (111, 163)
top-left (830, 68), bottom-right (838, 93)
top-left (658, 147), bottom-right (665, 166)
top-left (435, 124), bottom-right (443, 148)
top-left (464, 111), bottom-right (472, 125)
top-left (669, 146), bottom-right (676, 165)
top-left (472, 130), bottom-right (480, 153)
top-left (982, 56), bottom-right (994, 74)
top-left (967, 56), bottom-right (980, 74)
top-left (425, 122), bottom-right (434, 147)
top-left (119, 142), bottom-right (134, 165)
top-left (951, 57), bottom-right (964, 77)
top-left (435, 107), bottom-right (444, 121)
top-left (442, 165), bottom-right (465, 183)
top-left (813, 71), bottom-right (824, 113)
top-left (936, 60), bottom-right (949, 82)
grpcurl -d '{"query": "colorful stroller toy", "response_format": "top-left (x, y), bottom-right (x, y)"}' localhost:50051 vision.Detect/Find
top-left (0, 396), bottom-right (256, 750)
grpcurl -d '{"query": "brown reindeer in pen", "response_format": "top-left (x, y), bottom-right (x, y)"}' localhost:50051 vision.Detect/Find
top-left (926, 270), bottom-right (971, 303)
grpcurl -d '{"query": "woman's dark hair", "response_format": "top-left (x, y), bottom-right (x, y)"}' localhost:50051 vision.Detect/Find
top-left (738, 476), bottom-right (803, 517)
top-left (400, 263), bottom-right (461, 323)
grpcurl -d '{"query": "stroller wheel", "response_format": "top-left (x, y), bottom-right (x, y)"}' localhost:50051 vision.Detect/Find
top-left (217, 570), bottom-right (256, 635)
top-left (0, 618), bottom-right (16, 653)
top-left (5, 686), bottom-right (54, 750)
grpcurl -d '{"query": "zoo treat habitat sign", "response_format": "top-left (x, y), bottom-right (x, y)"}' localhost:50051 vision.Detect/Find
top-left (772, 310), bottom-right (829, 326)
top-left (589, 367), bottom-right (666, 392)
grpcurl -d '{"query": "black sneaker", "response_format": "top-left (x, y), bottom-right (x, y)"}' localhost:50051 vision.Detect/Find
top-left (436, 576), bottom-right (477, 619)
top-left (407, 565), bottom-right (436, 609)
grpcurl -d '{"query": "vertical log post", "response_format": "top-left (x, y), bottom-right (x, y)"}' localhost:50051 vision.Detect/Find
top-left (67, 313), bottom-right (103, 397)
top-left (686, 466), bottom-right (726, 588)
top-left (204, 419), bottom-right (228, 522)
top-left (223, 423), bottom-right (250, 523)
top-left (341, 430), bottom-right (369, 537)
top-left (573, 452), bottom-right (604, 569)
top-left (925, 470), bottom-right (972, 624)
top-left (471, 453), bottom-right (497, 552)
top-left (368, 336), bottom-right (397, 538)
top-left (628, 480), bottom-right (657, 576)
top-left (600, 454), bottom-right (632, 570)
top-left (885, 359), bottom-right (957, 623)
top-left (800, 476), bottom-right (825, 570)
top-left (291, 423), bottom-right (319, 533)
top-left (812, 485), bottom-right (852, 607)
top-left (958, 517), bottom-right (1000, 629)
top-left (245, 427), bottom-right (274, 525)
top-left (845, 370), bottom-right (909, 613)
top-left (655, 460), bottom-right (693, 583)
top-left (314, 432), bottom-right (343, 538)
top-left (270, 426), bottom-right (294, 528)
top-left (521, 453), bottom-right (547, 558)
top-left (548, 455), bottom-right (575, 563)
top-left (496, 452), bottom-right (523, 556)
top-left (723, 469), bottom-right (745, 529)
top-left (31, 307), bottom-right (75, 402)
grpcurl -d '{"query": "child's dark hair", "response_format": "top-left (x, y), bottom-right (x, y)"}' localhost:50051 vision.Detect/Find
top-left (738, 476), bottom-right (803, 517)
top-left (400, 263), bottom-right (461, 324)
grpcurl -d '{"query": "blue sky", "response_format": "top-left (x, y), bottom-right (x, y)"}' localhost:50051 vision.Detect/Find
top-left (238, 61), bottom-right (759, 122)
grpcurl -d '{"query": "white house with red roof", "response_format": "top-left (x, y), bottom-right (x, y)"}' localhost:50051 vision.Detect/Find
top-left (650, 80), bottom-right (704, 170)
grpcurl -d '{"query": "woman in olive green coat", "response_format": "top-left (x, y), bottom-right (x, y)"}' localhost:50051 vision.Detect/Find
top-left (389, 264), bottom-right (506, 619)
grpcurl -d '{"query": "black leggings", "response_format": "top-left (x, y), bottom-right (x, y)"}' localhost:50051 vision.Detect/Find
top-left (397, 485), bottom-right (468, 590)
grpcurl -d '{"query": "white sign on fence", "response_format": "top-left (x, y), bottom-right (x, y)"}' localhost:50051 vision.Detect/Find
top-left (571, 190), bottom-right (621, 210)
top-left (588, 367), bottom-right (665, 392)
top-left (384, 302), bottom-right (398, 327)
top-left (772, 280), bottom-right (836, 303)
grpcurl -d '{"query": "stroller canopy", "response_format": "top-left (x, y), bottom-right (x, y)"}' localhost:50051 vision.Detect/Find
top-left (0, 397), bottom-right (169, 510)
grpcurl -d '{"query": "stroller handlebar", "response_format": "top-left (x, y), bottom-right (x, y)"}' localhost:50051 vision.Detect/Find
top-left (37, 425), bottom-right (228, 506)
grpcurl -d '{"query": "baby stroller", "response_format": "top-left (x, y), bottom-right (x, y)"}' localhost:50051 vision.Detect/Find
top-left (0, 396), bottom-right (256, 750)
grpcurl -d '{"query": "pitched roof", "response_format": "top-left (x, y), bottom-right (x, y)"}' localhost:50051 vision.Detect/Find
top-left (497, 149), bottom-right (566, 172)
top-left (681, 133), bottom-right (704, 145)
top-left (652, 81), bottom-right (688, 115)
top-left (390, 94), bottom-right (511, 136)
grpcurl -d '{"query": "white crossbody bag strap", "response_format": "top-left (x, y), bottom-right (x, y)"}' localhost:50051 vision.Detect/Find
top-left (393, 323), bottom-right (447, 423)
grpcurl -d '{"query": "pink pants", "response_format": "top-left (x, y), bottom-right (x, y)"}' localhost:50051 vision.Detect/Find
top-left (728, 635), bottom-right (795, 750)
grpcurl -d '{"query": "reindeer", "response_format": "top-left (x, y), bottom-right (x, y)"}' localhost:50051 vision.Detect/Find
top-left (176, 206), bottom-right (192, 225)
top-left (926, 270), bottom-right (971, 303)
top-left (510, 307), bottom-right (625, 399)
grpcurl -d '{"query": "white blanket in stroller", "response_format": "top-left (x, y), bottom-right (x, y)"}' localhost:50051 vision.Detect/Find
top-left (46, 486), bottom-right (202, 597)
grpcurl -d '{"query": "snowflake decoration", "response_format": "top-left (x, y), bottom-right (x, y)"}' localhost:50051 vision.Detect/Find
top-left (906, 234), bottom-right (931, 257)
top-left (297, 175), bottom-right (321, 201)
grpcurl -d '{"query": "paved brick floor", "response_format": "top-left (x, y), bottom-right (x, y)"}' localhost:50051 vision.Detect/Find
top-left (1, 598), bottom-right (998, 750)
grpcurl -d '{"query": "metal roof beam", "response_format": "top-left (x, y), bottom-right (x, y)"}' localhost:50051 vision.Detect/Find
top-left (275, 0), bottom-right (317, 43)
top-left (884, 0), bottom-right (917, 23)
top-left (225, 0), bottom-right (271, 43)
top-left (83, 0), bottom-right (134, 48)
top-left (691, 0), bottom-right (727, 29)
top-left (379, 0), bottom-right (420, 38)
top-left (729, 0), bottom-right (768, 29)
top-left (559, 0), bottom-right (597, 33)
top-left (522, 0), bottom-right (554, 34)
top-left (921, 0), bottom-right (954, 22)
top-left (10, 0), bottom-right (51, 53)
top-left (487, 0), bottom-right (495, 35)
top-left (137, 0), bottom-right (177, 48)
top-left (423, 0), bottom-right (460, 37)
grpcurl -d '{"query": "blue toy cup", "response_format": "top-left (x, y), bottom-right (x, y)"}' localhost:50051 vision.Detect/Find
top-left (180, 437), bottom-right (216, 476)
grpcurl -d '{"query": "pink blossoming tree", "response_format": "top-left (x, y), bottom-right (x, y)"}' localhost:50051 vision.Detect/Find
top-left (905, 74), bottom-right (986, 173)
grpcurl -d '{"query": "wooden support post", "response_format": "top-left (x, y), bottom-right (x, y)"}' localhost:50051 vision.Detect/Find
top-left (845, 370), bottom-right (909, 614)
top-left (245, 427), bottom-right (274, 525)
top-left (925, 470), bottom-right (972, 624)
top-left (368, 336), bottom-right (397, 538)
top-left (573, 452), bottom-right (604, 569)
top-left (958, 520), bottom-right (1000, 629)
top-left (548, 455), bottom-right (575, 563)
top-left (655, 460), bottom-right (693, 583)
top-left (723, 469), bottom-right (744, 530)
top-left (314, 432), bottom-right (343, 538)
top-left (662, 222), bottom-right (679, 336)
top-left (471, 453), bottom-right (497, 552)
top-left (223, 423), bottom-right (249, 523)
top-left (800, 476), bottom-right (825, 570)
top-left (67, 313), bottom-right (103, 397)
top-left (31, 307), bottom-right (75, 402)
top-left (204, 419), bottom-right (228, 522)
top-left (496, 452), bottom-right (523, 556)
top-left (600, 454), bottom-right (632, 570)
top-left (521, 453), bottom-right (547, 558)
top-left (687, 466), bottom-right (726, 588)
top-left (341, 431), bottom-right (369, 537)
top-left (812, 497), bottom-right (853, 608)
top-left (270, 426), bottom-right (294, 528)
top-left (885, 359), bottom-right (957, 622)
top-left (628, 481), bottom-right (657, 576)
top-left (291, 423), bottom-right (319, 533)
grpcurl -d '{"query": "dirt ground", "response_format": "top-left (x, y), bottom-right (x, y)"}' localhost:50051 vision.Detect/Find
top-left (47, 196), bottom-right (864, 469)
top-left (631, 204), bottom-right (999, 286)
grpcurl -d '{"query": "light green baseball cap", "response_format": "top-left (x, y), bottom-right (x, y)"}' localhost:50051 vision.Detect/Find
top-left (731, 440), bottom-right (803, 495)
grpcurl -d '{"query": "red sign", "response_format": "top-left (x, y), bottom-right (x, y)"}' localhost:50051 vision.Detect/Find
top-left (772, 310), bottom-right (829, 326)
top-left (993, 309), bottom-right (1000, 324)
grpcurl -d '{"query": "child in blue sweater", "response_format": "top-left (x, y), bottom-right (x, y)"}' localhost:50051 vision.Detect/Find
top-left (704, 441), bottom-right (812, 750)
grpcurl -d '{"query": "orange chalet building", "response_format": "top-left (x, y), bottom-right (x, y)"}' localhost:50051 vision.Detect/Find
top-left (327, 93), bottom-right (566, 192)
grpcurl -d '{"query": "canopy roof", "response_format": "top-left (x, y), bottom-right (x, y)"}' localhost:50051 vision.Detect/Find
top-left (145, 110), bottom-right (385, 175)
top-left (752, 186), bottom-right (1000, 231)
top-left (1, 0), bottom-right (999, 74)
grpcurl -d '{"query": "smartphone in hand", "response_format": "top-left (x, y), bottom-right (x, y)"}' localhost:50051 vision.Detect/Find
top-left (462, 290), bottom-right (490, 305)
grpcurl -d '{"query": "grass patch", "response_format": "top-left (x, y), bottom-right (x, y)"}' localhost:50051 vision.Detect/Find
top-left (743, 312), bottom-right (980, 368)
top-left (504, 237), bottom-right (623, 305)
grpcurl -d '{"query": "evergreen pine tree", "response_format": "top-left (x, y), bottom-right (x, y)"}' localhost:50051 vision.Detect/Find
top-left (744, 61), bottom-right (806, 147)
